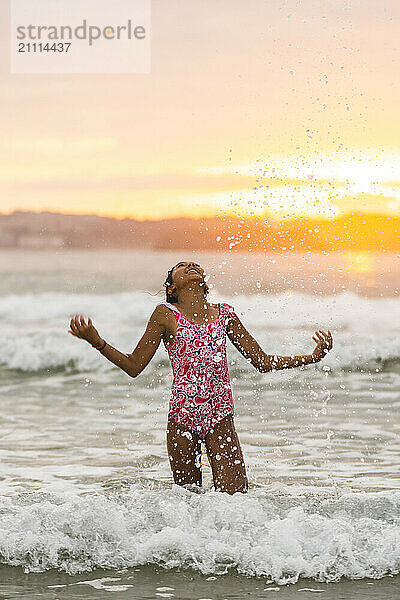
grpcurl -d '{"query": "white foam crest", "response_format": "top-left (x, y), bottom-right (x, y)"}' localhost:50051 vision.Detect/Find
top-left (0, 291), bottom-right (153, 373)
top-left (226, 290), bottom-right (400, 336)
top-left (0, 291), bottom-right (399, 373)
top-left (0, 488), bottom-right (400, 582)
top-left (0, 290), bottom-right (399, 335)
top-left (0, 330), bottom-right (104, 373)
top-left (0, 292), bottom-right (150, 323)
top-left (2, 328), bottom-right (399, 373)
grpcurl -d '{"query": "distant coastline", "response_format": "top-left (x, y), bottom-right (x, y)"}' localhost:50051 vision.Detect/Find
top-left (0, 210), bottom-right (399, 252)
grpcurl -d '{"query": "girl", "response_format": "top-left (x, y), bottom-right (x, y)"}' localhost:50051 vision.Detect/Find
top-left (68, 260), bottom-right (333, 495)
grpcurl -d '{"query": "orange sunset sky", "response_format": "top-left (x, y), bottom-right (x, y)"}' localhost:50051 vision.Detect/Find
top-left (1, 0), bottom-right (400, 222)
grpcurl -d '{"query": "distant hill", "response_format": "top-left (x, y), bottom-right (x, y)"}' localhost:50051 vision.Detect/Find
top-left (0, 210), bottom-right (399, 252)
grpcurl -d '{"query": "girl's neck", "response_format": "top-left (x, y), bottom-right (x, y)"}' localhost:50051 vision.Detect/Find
top-left (176, 286), bottom-right (208, 312)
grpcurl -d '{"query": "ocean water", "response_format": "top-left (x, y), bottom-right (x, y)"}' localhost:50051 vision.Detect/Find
top-left (0, 249), bottom-right (399, 599)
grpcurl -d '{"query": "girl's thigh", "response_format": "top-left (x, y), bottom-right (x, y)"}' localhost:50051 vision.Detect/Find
top-left (205, 415), bottom-right (248, 494)
top-left (166, 418), bottom-right (203, 488)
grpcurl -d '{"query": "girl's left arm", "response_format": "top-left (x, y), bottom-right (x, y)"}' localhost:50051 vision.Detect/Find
top-left (226, 313), bottom-right (333, 372)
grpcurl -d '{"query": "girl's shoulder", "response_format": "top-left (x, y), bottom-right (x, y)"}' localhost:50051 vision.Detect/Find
top-left (157, 301), bottom-right (180, 313)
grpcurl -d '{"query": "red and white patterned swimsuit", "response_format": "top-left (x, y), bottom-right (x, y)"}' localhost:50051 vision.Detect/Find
top-left (158, 301), bottom-right (236, 439)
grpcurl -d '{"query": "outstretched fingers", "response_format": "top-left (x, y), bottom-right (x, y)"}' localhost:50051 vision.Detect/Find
top-left (312, 330), bottom-right (324, 343)
top-left (325, 329), bottom-right (333, 350)
top-left (68, 313), bottom-right (95, 341)
top-left (312, 329), bottom-right (333, 352)
top-left (319, 329), bottom-right (333, 349)
top-left (70, 314), bottom-right (84, 338)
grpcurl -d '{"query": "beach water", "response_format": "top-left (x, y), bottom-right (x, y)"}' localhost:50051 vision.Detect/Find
top-left (0, 249), bottom-right (399, 599)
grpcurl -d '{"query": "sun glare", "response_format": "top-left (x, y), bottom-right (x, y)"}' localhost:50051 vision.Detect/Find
top-left (344, 251), bottom-right (375, 274)
top-left (197, 149), bottom-right (400, 219)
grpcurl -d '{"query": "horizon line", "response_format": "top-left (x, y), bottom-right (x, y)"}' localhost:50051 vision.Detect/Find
top-left (1, 208), bottom-right (400, 223)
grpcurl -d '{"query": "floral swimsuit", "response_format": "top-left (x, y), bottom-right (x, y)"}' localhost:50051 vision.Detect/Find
top-left (158, 301), bottom-right (236, 440)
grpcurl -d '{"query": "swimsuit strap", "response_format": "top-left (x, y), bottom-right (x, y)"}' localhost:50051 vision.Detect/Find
top-left (158, 301), bottom-right (224, 324)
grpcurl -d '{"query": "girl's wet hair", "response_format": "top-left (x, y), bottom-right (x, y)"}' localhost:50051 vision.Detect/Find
top-left (163, 264), bottom-right (209, 303)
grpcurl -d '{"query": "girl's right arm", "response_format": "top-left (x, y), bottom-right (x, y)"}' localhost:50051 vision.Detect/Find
top-left (226, 311), bottom-right (333, 372)
top-left (68, 306), bottom-right (168, 377)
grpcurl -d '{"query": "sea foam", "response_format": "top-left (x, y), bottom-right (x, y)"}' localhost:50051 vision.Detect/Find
top-left (0, 487), bottom-right (399, 582)
top-left (0, 290), bottom-right (399, 373)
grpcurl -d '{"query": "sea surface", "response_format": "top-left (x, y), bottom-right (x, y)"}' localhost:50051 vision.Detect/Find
top-left (0, 249), bottom-right (399, 599)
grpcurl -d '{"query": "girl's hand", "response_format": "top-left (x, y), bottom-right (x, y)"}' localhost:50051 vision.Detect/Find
top-left (68, 314), bottom-right (103, 347)
top-left (311, 330), bottom-right (333, 362)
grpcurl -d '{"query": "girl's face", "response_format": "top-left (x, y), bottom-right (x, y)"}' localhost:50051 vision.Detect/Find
top-left (170, 261), bottom-right (206, 292)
